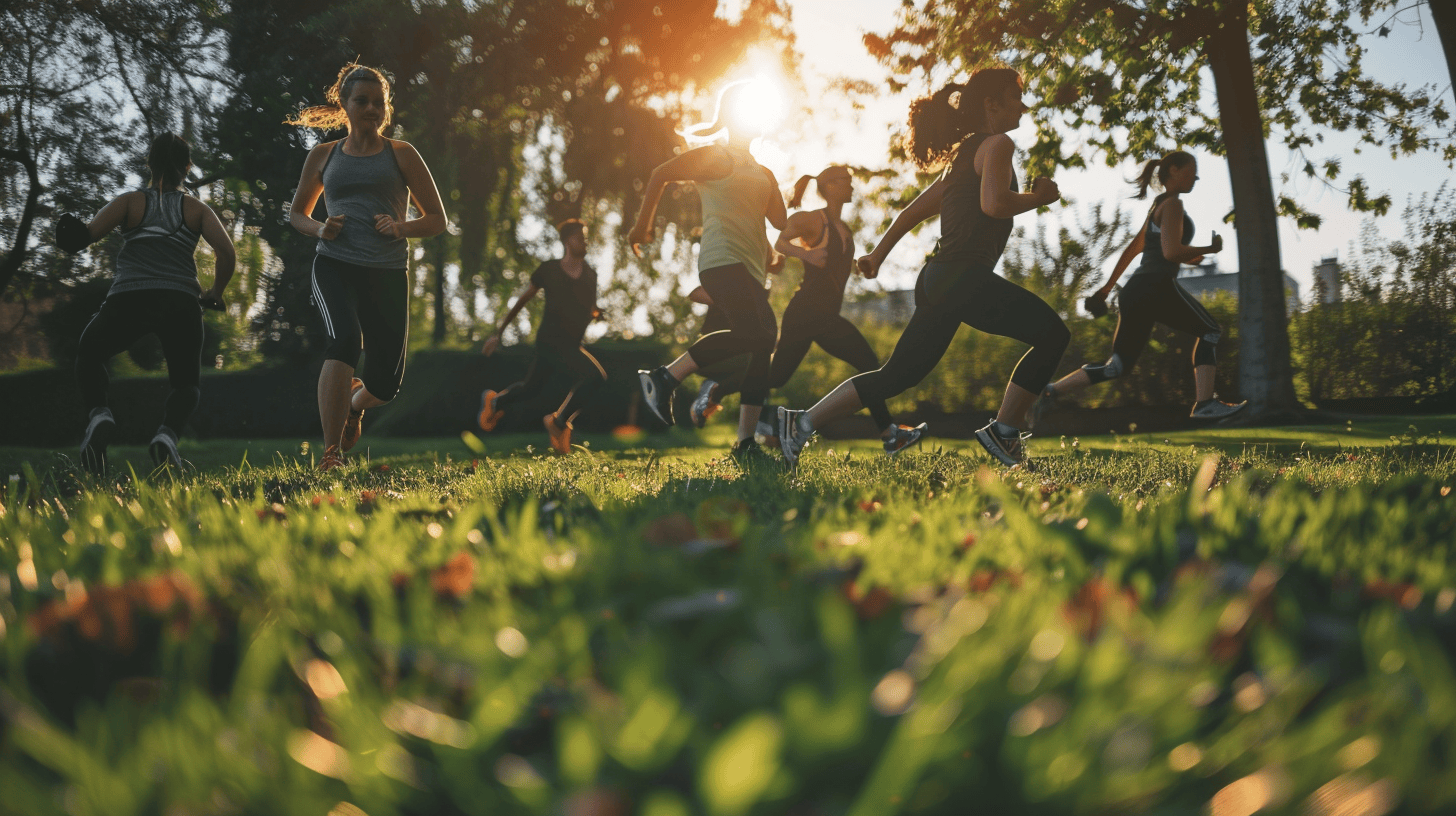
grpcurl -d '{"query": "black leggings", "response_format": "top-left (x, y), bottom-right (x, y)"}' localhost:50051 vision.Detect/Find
top-left (687, 263), bottom-right (777, 406)
top-left (76, 288), bottom-right (203, 430)
top-left (711, 295), bottom-right (879, 400)
top-left (311, 255), bottom-right (409, 401)
top-left (1107, 274), bottom-right (1220, 370)
top-left (851, 259), bottom-right (1070, 428)
top-left (495, 342), bottom-right (607, 420)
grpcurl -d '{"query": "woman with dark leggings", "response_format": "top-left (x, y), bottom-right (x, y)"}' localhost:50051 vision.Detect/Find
top-left (478, 219), bottom-right (607, 455)
top-left (287, 63), bottom-right (446, 470)
top-left (629, 79), bottom-right (788, 459)
top-left (690, 166), bottom-right (882, 442)
top-left (779, 68), bottom-right (1066, 468)
top-left (64, 132), bottom-right (236, 474)
top-left (1042, 152), bottom-right (1247, 420)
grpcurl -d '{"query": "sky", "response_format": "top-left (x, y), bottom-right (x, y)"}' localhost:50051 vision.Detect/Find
top-left (742, 0), bottom-right (1455, 301)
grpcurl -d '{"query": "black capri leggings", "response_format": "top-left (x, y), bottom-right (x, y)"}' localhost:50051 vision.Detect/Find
top-left (687, 263), bottom-right (777, 406)
top-left (76, 288), bottom-right (204, 431)
top-left (494, 341), bottom-right (607, 419)
top-left (1110, 274), bottom-right (1220, 369)
top-left (709, 294), bottom-right (880, 401)
top-left (851, 259), bottom-right (1070, 428)
top-left (311, 255), bottom-right (409, 401)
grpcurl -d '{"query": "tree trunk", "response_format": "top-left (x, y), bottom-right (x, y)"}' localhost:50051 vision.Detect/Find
top-left (0, 128), bottom-right (40, 298)
top-left (1429, 0), bottom-right (1456, 88)
top-left (431, 234), bottom-right (448, 345)
top-left (1206, 9), bottom-right (1303, 420)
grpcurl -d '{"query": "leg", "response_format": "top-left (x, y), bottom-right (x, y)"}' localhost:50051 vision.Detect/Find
top-left (1157, 280), bottom-right (1223, 402)
top-left (692, 265), bottom-right (777, 440)
top-left (1049, 283), bottom-right (1156, 397)
top-left (74, 292), bottom-right (152, 472)
top-left (153, 291), bottom-right (205, 433)
top-left (311, 257), bottom-right (363, 451)
top-left (555, 345), bottom-right (608, 423)
top-left (810, 315), bottom-right (880, 374)
top-left (954, 273), bottom-right (1070, 429)
top-left (353, 268), bottom-right (410, 408)
top-left (840, 274), bottom-right (963, 430)
top-left (494, 353), bottom-right (551, 412)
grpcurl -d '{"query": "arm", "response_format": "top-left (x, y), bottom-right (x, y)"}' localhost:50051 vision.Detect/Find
top-left (1095, 225), bottom-right (1146, 296)
top-left (978, 134), bottom-right (1059, 219)
top-left (377, 141), bottom-right (447, 239)
top-left (856, 176), bottom-right (949, 279)
top-left (289, 143), bottom-right (346, 241)
top-left (190, 196), bottom-right (237, 308)
top-left (773, 211), bottom-right (827, 267)
top-left (83, 192), bottom-right (144, 244)
top-left (1158, 198), bottom-right (1222, 264)
top-left (628, 146), bottom-right (733, 256)
top-left (481, 284), bottom-right (540, 355)
top-left (762, 166), bottom-right (788, 231)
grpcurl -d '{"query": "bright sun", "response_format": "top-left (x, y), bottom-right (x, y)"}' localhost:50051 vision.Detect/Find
top-left (729, 75), bottom-right (787, 135)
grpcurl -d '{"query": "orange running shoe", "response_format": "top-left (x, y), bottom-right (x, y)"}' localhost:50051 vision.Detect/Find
top-left (342, 378), bottom-right (366, 452)
top-left (478, 389), bottom-right (505, 432)
top-left (544, 412), bottom-right (572, 455)
top-left (318, 444), bottom-right (346, 471)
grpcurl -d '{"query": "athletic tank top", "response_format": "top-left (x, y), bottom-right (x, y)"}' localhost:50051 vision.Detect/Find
top-left (936, 133), bottom-right (1018, 267)
top-left (696, 146), bottom-right (773, 282)
top-left (1133, 201), bottom-right (1194, 277)
top-left (111, 189), bottom-right (202, 297)
top-left (792, 210), bottom-right (853, 311)
top-left (317, 139), bottom-right (409, 269)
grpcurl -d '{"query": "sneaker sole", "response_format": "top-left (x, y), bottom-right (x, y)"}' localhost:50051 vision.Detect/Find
top-left (885, 425), bottom-right (927, 457)
top-left (974, 427), bottom-right (1022, 467)
top-left (1191, 401), bottom-right (1249, 420)
top-left (149, 438), bottom-right (182, 469)
top-left (639, 371), bottom-right (674, 426)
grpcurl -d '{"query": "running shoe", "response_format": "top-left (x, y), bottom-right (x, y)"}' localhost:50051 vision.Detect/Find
top-left (777, 407), bottom-right (813, 470)
top-left (753, 410), bottom-right (780, 449)
top-left (1190, 396), bottom-right (1248, 420)
top-left (478, 389), bottom-right (505, 432)
top-left (638, 366), bottom-right (677, 426)
top-left (79, 407), bottom-right (116, 475)
top-left (690, 379), bottom-right (721, 428)
top-left (544, 412), bottom-right (573, 455)
top-left (318, 445), bottom-right (346, 472)
top-left (342, 378), bottom-right (366, 452)
top-left (883, 422), bottom-right (927, 457)
top-left (975, 420), bottom-right (1030, 467)
top-left (149, 425), bottom-right (184, 469)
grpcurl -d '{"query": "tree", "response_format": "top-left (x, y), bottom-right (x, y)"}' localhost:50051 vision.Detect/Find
top-left (865, 0), bottom-right (1453, 420)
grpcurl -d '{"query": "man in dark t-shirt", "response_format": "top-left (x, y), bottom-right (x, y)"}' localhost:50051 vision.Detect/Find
top-left (478, 219), bottom-right (607, 454)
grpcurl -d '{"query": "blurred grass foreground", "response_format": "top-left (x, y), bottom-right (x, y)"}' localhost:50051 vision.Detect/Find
top-left (1, 427), bottom-right (1455, 816)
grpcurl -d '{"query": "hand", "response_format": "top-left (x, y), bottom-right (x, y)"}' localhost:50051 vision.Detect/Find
top-left (803, 245), bottom-right (828, 267)
top-left (1187, 255), bottom-right (1206, 266)
top-left (374, 213), bottom-right (403, 238)
top-left (627, 222), bottom-right (654, 258)
top-left (481, 334), bottom-right (501, 356)
top-left (688, 286), bottom-right (714, 306)
top-left (1031, 176), bottom-right (1060, 206)
top-left (318, 214), bottom-right (346, 240)
top-left (199, 287), bottom-right (226, 312)
top-left (766, 251), bottom-right (786, 276)
top-left (1208, 231), bottom-right (1223, 253)
top-left (856, 254), bottom-right (883, 279)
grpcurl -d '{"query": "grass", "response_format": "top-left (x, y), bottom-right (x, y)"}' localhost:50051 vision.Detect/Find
top-left (1, 416), bottom-right (1454, 815)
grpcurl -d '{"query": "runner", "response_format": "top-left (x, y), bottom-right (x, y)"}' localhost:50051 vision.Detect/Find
top-left (629, 79), bottom-right (788, 461)
top-left (60, 132), bottom-right (236, 474)
top-left (1041, 151), bottom-right (1247, 420)
top-left (477, 219), bottom-right (606, 455)
top-left (286, 63), bottom-right (447, 470)
top-left (778, 68), bottom-right (1068, 468)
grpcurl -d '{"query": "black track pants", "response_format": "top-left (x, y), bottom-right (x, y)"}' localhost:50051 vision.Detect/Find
top-left (311, 254), bottom-right (409, 401)
top-left (687, 264), bottom-right (777, 406)
top-left (851, 259), bottom-right (1069, 428)
top-left (495, 342), bottom-right (607, 419)
top-left (76, 288), bottom-right (204, 430)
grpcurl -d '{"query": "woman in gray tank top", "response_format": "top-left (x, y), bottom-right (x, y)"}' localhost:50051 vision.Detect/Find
top-left (61, 132), bottom-right (237, 474)
top-left (287, 63), bottom-right (446, 471)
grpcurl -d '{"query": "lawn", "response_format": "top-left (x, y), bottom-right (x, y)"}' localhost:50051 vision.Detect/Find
top-left (1, 416), bottom-right (1454, 815)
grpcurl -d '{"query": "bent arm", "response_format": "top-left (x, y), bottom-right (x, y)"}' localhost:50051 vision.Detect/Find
top-left (494, 285), bottom-right (540, 335)
top-left (979, 135), bottom-right (1049, 219)
top-left (773, 212), bottom-right (818, 262)
top-left (630, 147), bottom-right (732, 236)
top-left (763, 167), bottom-right (788, 231)
top-left (866, 177), bottom-right (948, 260)
top-left (1100, 227), bottom-right (1146, 293)
top-left (85, 193), bottom-right (140, 242)
top-left (1158, 199), bottom-right (1216, 264)
top-left (289, 144), bottom-right (331, 237)
top-left (195, 198), bottom-right (237, 293)
top-left (395, 142), bottom-right (447, 239)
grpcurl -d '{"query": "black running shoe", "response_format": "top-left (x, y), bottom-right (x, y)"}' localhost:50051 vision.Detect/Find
top-left (149, 425), bottom-right (184, 469)
top-left (80, 408), bottom-right (116, 475)
top-left (638, 367), bottom-right (678, 426)
top-left (974, 420), bottom-right (1029, 467)
top-left (883, 422), bottom-right (927, 457)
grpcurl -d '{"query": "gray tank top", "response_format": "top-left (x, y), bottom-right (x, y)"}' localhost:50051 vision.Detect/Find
top-left (317, 139), bottom-right (409, 268)
top-left (111, 190), bottom-right (202, 296)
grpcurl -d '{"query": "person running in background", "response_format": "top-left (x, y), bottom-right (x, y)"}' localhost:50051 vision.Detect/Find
top-left (690, 166), bottom-right (885, 448)
top-left (629, 79), bottom-right (788, 461)
top-left (477, 219), bottom-right (606, 455)
top-left (1040, 151), bottom-right (1247, 420)
top-left (286, 62), bottom-right (446, 471)
top-left (778, 68), bottom-right (1068, 469)
top-left (59, 132), bottom-right (236, 474)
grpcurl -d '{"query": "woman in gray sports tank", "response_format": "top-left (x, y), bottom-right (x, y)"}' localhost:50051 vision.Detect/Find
top-left (62, 132), bottom-right (236, 474)
top-left (286, 63), bottom-right (446, 471)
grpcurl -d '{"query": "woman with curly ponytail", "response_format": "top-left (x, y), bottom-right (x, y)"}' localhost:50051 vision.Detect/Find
top-left (286, 62), bottom-right (447, 471)
top-left (778, 67), bottom-right (1069, 469)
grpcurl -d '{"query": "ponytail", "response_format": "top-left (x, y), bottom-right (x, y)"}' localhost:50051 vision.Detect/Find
top-left (679, 79), bottom-right (753, 146)
top-left (788, 174), bottom-right (814, 209)
top-left (905, 67), bottom-right (1021, 171)
top-left (147, 132), bottom-right (191, 190)
top-left (286, 63), bottom-right (394, 132)
top-left (1131, 150), bottom-right (1195, 200)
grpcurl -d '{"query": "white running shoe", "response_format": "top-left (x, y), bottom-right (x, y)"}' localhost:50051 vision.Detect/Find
top-left (149, 426), bottom-right (184, 469)
top-left (690, 379), bottom-right (720, 428)
top-left (777, 407), bottom-right (813, 470)
top-left (974, 420), bottom-right (1030, 467)
top-left (1190, 396), bottom-right (1248, 420)
top-left (80, 408), bottom-right (116, 475)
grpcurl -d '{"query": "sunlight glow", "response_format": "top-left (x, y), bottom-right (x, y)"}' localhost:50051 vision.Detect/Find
top-left (728, 75), bottom-right (787, 137)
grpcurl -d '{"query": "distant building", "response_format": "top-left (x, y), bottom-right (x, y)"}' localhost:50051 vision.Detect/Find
top-left (1172, 258), bottom-right (1301, 314)
top-left (1312, 256), bottom-right (1342, 304)
top-left (841, 288), bottom-right (916, 326)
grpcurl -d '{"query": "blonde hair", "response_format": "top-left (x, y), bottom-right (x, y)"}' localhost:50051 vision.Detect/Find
top-left (285, 63), bottom-right (394, 132)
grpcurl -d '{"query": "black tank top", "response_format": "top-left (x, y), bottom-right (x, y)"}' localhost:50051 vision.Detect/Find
top-left (1133, 200), bottom-right (1195, 277)
top-left (936, 133), bottom-right (1018, 266)
top-left (792, 210), bottom-right (853, 311)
